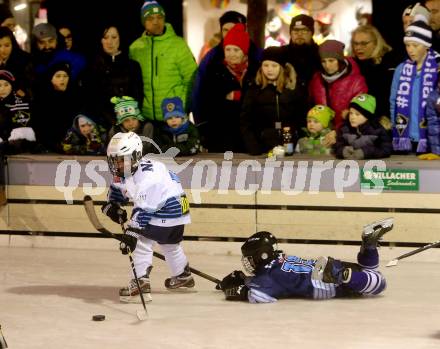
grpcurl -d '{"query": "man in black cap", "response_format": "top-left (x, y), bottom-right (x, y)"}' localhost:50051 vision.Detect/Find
top-left (191, 11), bottom-right (262, 141)
top-left (281, 14), bottom-right (321, 90)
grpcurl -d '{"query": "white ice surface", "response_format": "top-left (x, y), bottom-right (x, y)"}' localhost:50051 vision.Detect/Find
top-left (0, 241), bottom-right (439, 349)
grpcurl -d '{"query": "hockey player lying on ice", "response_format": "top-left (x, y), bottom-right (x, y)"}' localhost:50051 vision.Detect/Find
top-left (216, 218), bottom-right (393, 303)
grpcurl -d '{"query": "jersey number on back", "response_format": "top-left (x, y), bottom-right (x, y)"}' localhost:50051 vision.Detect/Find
top-left (281, 256), bottom-right (314, 274)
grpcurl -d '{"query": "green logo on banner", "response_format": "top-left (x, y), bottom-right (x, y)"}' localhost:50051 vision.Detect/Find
top-left (360, 169), bottom-right (419, 191)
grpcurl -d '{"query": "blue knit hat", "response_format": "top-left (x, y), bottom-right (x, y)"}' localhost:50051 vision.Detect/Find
top-left (141, 1), bottom-right (165, 24)
top-left (161, 97), bottom-right (185, 120)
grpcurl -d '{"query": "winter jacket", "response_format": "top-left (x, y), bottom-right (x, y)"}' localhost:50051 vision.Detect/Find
top-left (84, 51), bottom-right (143, 128)
top-left (200, 58), bottom-right (259, 153)
top-left (192, 40), bottom-right (262, 125)
top-left (62, 115), bottom-right (107, 155)
top-left (31, 48), bottom-right (86, 84)
top-left (33, 76), bottom-right (84, 153)
top-left (334, 119), bottom-right (392, 159)
top-left (129, 23), bottom-right (197, 121)
top-left (156, 120), bottom-right (201, 156)
top-left (240, 79), bottom-right (308, 155)
top-left (0, 91), bottom-right (36, 154)
top-left (309, 57), bottom-right (368, 129)
top-left (0, 35), bottom-right (33, 96)
top-left (389, 60), bottom-right (440, 143)
top-left (280, 41), bottom-right (321, 88)
top-left (297, 128), bottom-right (332, 155)
top-left (354, 52), bottom-right (398, 118)
top-left (425, 87), bottom-right (440, 154)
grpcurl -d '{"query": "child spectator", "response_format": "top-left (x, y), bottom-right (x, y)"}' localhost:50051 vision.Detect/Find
top-left (390, 20), bottom-right (439, 154)
top-left (240, 46), bottom-right (307, 155)
top-left (297, 105), bottom-right (334, 155)
top-left (0, 69), bottom-right (36, 154)
top-left (33, 62), bottom-right (83, 152)
top-left (61, 114), bottom-right (106, 155)
top-left (334, 94), bottom-right (392, 159)
top-left (108, 96), bottom-right (155, 154)
top-left (157, 97), bottom-right (201, 156)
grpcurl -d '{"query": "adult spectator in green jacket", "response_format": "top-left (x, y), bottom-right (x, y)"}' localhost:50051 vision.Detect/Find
top-left (129, 1), bottom-right (197, 122)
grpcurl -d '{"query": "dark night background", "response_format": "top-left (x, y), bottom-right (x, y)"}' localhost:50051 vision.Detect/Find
top-left (42, 0), bottom-right (421, 58)
top-left (43, 0), bottom-right (183, 57)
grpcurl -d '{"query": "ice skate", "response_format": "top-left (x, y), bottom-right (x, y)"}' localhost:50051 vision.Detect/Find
top-left (165, 264), bottom-right (195, 290)
top-left (119, 267), bottom-right (153, 303)
top-left (362, 217), bottom-right (394, 251)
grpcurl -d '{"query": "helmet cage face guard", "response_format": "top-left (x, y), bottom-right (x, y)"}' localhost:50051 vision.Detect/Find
top-left (241, 255), bottom-right (257, 275)
top-left (241, 232), bottom-right (278, 274)
top-left (107, 149), bottom-right (142, 177)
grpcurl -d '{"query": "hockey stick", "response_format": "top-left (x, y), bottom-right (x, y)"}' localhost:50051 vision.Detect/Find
top-left (386, 239), bottom-right (440, 267)
top-left (83, 196), bottom-right (221, 284)
top-left (119, 222), bottom-right (149, 321)
top-left (84, 196), bottom-right (148, 320)
top-left (0, 324), bottom-right (8, 349)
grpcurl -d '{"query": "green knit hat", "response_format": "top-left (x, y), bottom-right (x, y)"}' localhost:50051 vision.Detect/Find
top-left (307, 105), bottom-right (335, 128)
top-left (349, 94), bottom-right (376, 119)
top-left (111, 96), bottom-right (144, 125)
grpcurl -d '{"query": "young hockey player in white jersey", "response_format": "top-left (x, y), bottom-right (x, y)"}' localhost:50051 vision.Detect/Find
top-left (217, 217), bottom-right (393, 303)
top-left (102, 132), bottom-right (194, 303)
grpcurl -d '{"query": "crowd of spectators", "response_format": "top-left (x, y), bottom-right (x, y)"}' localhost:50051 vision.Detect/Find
top-left (1, 0), bottom-right (440, 161)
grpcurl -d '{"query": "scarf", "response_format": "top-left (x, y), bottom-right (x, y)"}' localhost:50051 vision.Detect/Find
top-left (393, 49), bottom-right (438, 152)
top-left (321, 60), bottom-right (348, 84)
top-left (165, 119), bottom-right (190, 135)
top-left (224, 57), bottom-right (248, 84)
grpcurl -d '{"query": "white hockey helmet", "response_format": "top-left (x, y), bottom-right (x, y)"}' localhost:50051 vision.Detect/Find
top-left (107, 132), bottom-right (143, 177)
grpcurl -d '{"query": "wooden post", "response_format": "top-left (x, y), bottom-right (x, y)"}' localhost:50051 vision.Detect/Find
top-left (246, 0), bottom-right (267, 49)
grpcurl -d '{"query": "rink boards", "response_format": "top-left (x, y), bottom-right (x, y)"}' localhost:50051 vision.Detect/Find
top-left (1, 154), bottom-right (440, 245)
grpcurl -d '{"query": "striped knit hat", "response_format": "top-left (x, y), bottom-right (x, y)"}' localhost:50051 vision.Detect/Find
top-left (111, 96), bottom-right (144, 124)
top-left (404, 20), bottom-right (432, 47)
top-left (140, 1), bottom-right (165, 24)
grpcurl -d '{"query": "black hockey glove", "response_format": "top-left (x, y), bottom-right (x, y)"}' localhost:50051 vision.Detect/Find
top-left (101, 202), bottom-right (127, 224)
top-left (224, 284), bottom-right (249, 301)
top-left (119, 229), bottom-right (139, 255)
top-left (216, 270), bottom-right (247, 291)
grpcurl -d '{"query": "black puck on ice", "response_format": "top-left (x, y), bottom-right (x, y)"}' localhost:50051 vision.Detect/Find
top-left (92, 315), bottom-right (105, 321)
